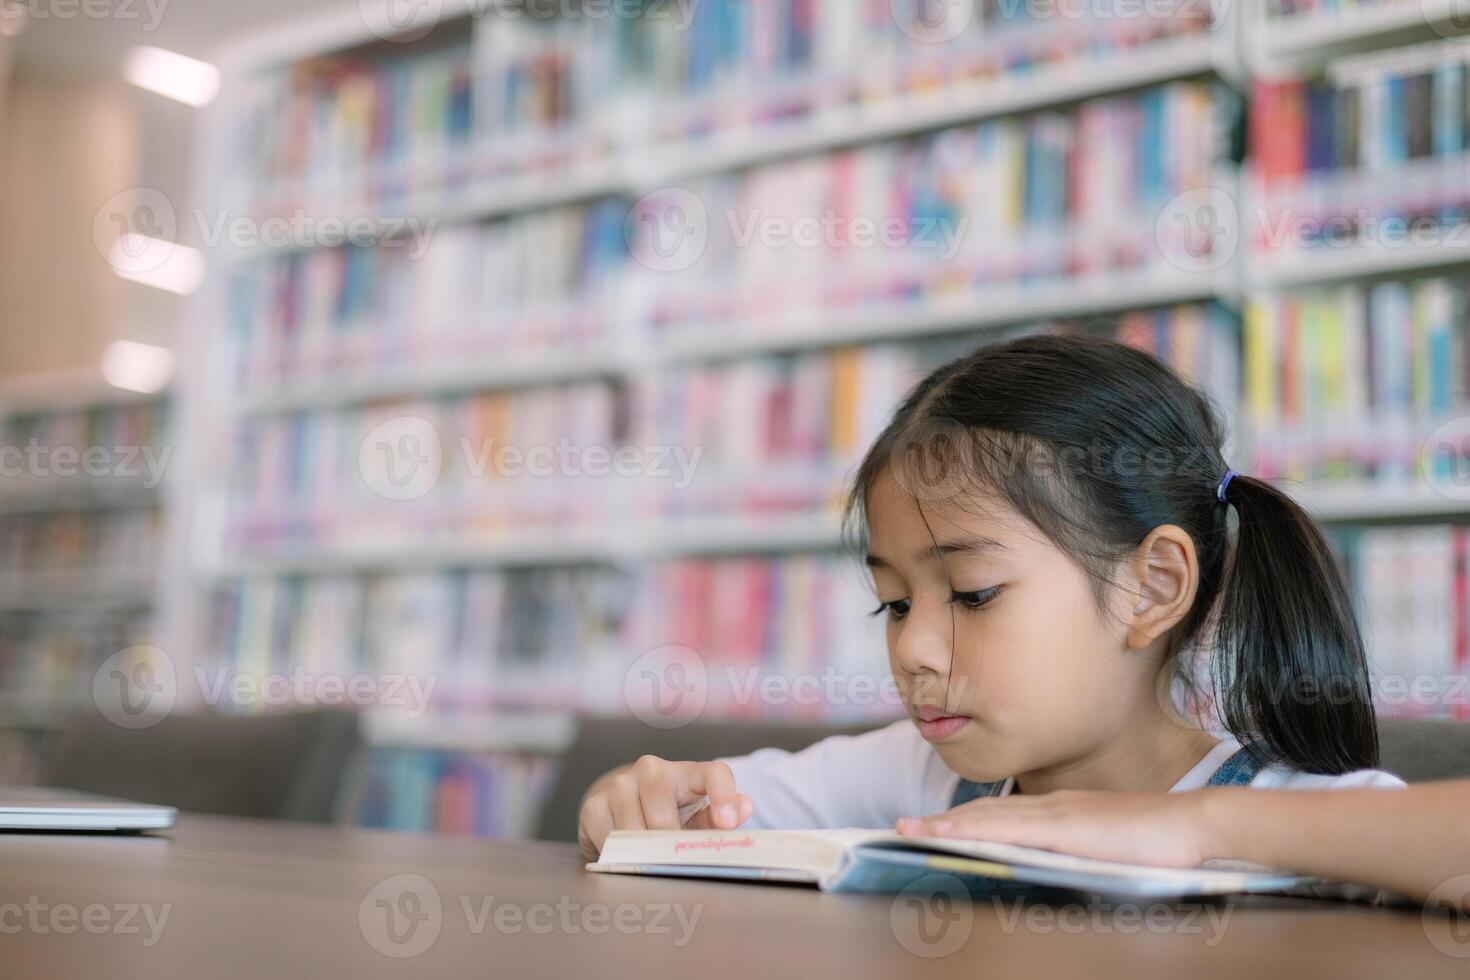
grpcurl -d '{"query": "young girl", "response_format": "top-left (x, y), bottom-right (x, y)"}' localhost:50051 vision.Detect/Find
top-left (578, 334), bottom-right (1403, 863)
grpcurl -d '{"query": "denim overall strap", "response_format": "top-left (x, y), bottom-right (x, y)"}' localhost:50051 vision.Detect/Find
top-left (951, 744), bottom-right (1268, 804)
top-left (1204, 745), bottom-right (1271, 787)
top-left (950, 777), bottom-right (1007, 807)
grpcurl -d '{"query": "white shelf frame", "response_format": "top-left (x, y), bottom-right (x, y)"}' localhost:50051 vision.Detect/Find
top-left (1290, 484), bottom-right (1470, 523)
top-left (1249, 0), bottom-right (1470, 72)
top-left (232, 341), bottom-right (632, 416)
top-left (649, 268), bottom-right (1228, 366)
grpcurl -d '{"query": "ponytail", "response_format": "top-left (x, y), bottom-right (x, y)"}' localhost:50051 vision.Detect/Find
top-left (1212, 475), bottom-right (1379, 774)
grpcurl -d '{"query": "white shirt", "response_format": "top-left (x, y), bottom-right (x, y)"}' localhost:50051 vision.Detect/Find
top-left (716, 719), bottom-right (1406, 830)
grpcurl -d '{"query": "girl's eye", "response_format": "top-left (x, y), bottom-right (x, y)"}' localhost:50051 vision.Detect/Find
top-left (871, 599), bottom-right (911, 621)
top-left (949, 586), bottom-right (1001, 610)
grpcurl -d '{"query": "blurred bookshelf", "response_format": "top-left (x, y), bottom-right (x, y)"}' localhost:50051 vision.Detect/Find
top-left (0, 0), bottom-right (1418, 837)
top-left (0, 374), bottom-right (171, 782)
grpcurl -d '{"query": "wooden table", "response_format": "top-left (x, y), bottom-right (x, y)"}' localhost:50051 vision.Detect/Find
top-left (0, 814), bottom-right (1460, 978)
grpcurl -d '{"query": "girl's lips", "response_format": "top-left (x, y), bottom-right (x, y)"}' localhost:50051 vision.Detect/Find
top-left (916, 715), bottom-right (970, 741)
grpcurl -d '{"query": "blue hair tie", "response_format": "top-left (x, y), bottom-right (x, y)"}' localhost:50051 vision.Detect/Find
top-left (1216, 469), bottom-right (1237, 504)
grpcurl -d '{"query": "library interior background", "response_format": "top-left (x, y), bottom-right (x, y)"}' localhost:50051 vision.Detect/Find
top-left (3, 0), bottom-right (1470, 837)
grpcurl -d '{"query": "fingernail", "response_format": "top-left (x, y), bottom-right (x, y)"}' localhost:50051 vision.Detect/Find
top-left (717, 805), bottom-right (735, 825)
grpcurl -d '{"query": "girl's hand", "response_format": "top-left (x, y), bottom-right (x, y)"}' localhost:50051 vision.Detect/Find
top-left (578, 755), bottom-right (754, 861)
top-left (894, 789), bottom-right (1222, 868)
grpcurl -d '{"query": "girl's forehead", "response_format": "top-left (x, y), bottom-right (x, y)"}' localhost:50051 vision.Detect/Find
top-left (866, 469), bottom-right (1033, 549)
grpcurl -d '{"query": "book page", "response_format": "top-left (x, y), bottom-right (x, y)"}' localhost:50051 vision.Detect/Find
top-left (589, 828), bottom-right (894, 877)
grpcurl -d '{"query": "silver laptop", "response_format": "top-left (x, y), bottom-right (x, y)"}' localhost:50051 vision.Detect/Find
top-left (0, 787), bottom-right (176, 831)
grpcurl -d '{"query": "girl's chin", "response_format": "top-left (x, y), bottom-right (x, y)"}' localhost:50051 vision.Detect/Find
top-left (929, 729), bottom-right (1012, 782)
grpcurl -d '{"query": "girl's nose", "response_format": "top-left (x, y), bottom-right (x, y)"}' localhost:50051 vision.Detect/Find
top-left (891, 599), bottom-right (954, 679)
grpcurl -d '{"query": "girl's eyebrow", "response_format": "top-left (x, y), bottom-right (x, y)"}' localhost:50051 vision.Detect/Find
top-left (865, 535), bottom-right (1007, 569)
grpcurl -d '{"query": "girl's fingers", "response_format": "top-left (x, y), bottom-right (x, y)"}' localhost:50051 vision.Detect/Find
top-left (578, 796), bottom-right (615, 861)
top-left (631, 756), bottom-right (683, 830)
top-left (686, 792), bottom-right (753, 830)
top-left (681, 761), bottom-right (742, 828)
top-left (896, 799), bottom-right (1032, 841)
top-left (605, 773), bottom-right (648, 833)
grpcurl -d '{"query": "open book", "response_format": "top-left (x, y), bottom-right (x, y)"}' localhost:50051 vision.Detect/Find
top-left (587, 829), bottom-right (1310, 897)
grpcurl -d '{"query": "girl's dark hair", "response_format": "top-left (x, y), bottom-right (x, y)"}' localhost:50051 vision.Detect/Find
top-left (844, 332), bottom-right (1378, 774)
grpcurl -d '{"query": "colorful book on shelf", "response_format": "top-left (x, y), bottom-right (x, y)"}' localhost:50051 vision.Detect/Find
top-left (1335, 525), bottom-right (1470, 720)
top-left (588, 828), bottom-right (1311, 898)
top-left (641, 81), bottom-right (1226, 332)
top-left (355, 749), bottom-right (556, 838)
top-left (1251, 36), bottom-right (1470, 190)
top-left (1244, 275), bottom-right (1469, 483)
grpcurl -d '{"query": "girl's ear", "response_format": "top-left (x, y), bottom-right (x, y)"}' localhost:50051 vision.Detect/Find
top-left (1125, 525), bottom-right (1199, 653)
